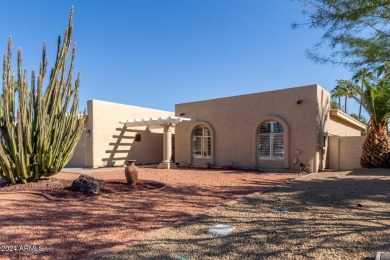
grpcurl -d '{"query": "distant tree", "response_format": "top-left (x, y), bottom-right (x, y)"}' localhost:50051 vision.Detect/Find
top-left (330, 100), bottom-right (340, 110)
top-left (331, 87), bottom-right (342, 109)
top-left (0, 7), bottom-right (85, 184)
top-left (352, 68), bottom-right (373, 117)
top-left (349, 113), bottom-right (368, 124)
top-left (336, 63), bottom-right (390, 167)
top-left (331, 85), bottom-right (351, 113)
top-left (295, 0), bottom-right (390, 69)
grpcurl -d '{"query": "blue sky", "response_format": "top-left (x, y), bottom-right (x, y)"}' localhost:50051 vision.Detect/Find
top-left (0, 0), bottom-right (360, 114)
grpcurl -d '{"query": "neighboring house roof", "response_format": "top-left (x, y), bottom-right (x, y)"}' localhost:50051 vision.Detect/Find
top-left (330, 109), bottom-right (366, 130)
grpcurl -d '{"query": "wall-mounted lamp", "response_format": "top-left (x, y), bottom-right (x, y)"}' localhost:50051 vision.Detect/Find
top-left (296, 100), bottom-right (303, 105)
top-left (179, 112), bottom-right (185, 116)
top-left (86, 129), bottom-right (91, 137)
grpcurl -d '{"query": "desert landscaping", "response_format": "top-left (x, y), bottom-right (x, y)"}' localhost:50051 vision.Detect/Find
top-left (1, 2), bottom-right (390, 260)
top-left (0, 167), bottom-right (300, 259)
top-left (104, 168), bottom-right (390, 260)
top-left (1, 167), bottom-right (390, 259)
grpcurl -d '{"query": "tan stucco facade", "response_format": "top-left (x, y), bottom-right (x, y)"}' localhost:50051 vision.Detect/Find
top-left (327, 110), bottom-right (364, 136)
top-left (67, 128), bottom-right (87, 167)
top-left (68, 100), bottom-right (174, 168)
top-left (175, 84), bottom-right (364, 173)
top-left (328, 136), bottom-right (366, 170)
top-left (316, 88), bottom-right (365, 171)
top-left (67, 85), bottom-right (365, 172)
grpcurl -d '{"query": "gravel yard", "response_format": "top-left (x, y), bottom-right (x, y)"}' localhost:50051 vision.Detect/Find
top-left (104, 168), bottom-right (390, 260)
top-left (0, 167), bottom-right (298, 260)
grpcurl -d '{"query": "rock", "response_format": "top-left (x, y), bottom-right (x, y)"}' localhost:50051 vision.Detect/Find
top-left (70, 174), bottom-right (105, 194)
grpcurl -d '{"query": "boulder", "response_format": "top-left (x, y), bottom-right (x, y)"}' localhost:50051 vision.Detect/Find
top-left (70, 174), bottom-right (105, 194)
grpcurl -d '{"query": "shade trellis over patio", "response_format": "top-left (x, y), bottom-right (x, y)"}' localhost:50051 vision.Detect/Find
top-left (120, 116), bottom-right (192, 169)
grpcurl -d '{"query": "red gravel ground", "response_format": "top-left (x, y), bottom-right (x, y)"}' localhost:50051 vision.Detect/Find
top-left (0, 167), bottom-right (301, 260)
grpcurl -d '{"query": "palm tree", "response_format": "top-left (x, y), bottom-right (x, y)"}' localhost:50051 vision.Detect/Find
top-left (330, 100), bottom-right (340, 110)
top-left (352, 68), bottom-right (373, 118)
top-left (336, 63), bottom-right (390, 167)
top-left (331, 86), bottom-right (342, 110)
top-left (331, 85), bottom-right (351, 113)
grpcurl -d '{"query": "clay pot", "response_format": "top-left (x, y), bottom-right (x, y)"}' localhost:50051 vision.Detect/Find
top-left (124, 160), bottom-right (139, 186)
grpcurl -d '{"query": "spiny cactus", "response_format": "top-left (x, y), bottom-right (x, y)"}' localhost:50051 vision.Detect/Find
top-left (0, 7), bottom-right (85, 184)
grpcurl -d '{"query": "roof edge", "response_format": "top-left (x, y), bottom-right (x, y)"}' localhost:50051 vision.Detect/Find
top-left (175, 84), bottom-right (322, 106)
top-left (330, 109), bottom-right (366, 130)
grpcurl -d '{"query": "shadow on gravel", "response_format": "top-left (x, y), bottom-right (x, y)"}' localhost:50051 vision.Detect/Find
top-left (347, 167), bottom-right (390, 177)
top-left (103, 170), bottom-right (390, 260)
top-left (283, 178), bottom-right (390, 208)
top-left (0, 172), bottom-right (297, 260)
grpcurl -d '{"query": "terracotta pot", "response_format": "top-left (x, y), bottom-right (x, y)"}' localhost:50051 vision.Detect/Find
top-left (124, 160), bottom-right (139, 186)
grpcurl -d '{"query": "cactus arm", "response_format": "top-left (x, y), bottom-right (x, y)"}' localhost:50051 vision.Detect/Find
top-left (0, 7), bottom-right (85, 184)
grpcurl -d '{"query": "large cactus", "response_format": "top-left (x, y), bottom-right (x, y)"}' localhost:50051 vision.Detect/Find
top-left (0, 8), bottom-right (85, 184)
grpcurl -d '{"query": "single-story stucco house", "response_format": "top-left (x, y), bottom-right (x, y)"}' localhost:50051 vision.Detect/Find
top-left (66, 84), bottom-right (365, 173)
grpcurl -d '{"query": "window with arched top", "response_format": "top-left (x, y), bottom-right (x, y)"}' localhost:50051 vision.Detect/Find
top-left (258, 121), bottom-right (284, 160)
top-left (193, 126), bottom-right (211, 158)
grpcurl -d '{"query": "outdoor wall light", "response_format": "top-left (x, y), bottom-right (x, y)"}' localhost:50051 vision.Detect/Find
top-left (179, 112), bottom-right (185, 116)
top-left (296, 100), bottom-right (303, 104)
top-left (86, 129), bottom-right (91, 137)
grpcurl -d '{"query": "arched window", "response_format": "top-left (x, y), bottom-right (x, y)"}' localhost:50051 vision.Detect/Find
top-left (258, 121), bottom-right (284, 160)
top-left (193, 126), bottom-right (211, 158)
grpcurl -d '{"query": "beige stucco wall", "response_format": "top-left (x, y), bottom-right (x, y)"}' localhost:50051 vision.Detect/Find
top-left (328, 136), bottom-right (365, 170)
top-left (176, 84), bottom-right (324, 171)
top-left (67, 86), bottom-right (364, 171)
top-left (315, 88), bottom-right (330, 172)
top-left (66, 129), bottom-right (86, 167)
top-left (328, 135), bottom-right (340, 170)
top-left (326, 116), bottom-right (363, 136)
top-left (340, 136), bottom-right (365, 169)
top-left (69, 100), bottom-right (174, 168)
top-left (176, 84), bottom-right (364, 172)
top-left (317, 90), bottom-right (364, 171)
